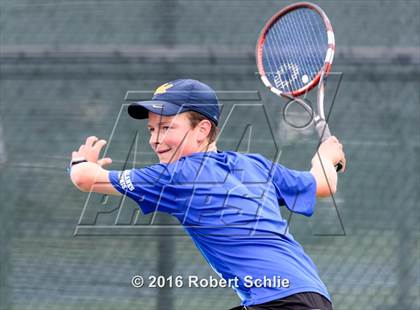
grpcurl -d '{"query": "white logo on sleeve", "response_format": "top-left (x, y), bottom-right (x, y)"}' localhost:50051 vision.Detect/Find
top-left (118, 170), bottom-right (135, 191)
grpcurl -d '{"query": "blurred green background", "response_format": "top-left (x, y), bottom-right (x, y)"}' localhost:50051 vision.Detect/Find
top-left (0, 0), bottom-right (419, 309)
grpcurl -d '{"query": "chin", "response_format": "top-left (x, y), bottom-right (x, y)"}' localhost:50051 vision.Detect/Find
top-left (158, 154), bottom-right (176, 164)
top-left (157, 149), bottom-right (189, 164)
top-left (158, 156), bottom-right (168, 163)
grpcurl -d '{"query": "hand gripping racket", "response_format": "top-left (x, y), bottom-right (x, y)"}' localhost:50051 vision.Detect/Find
top-left (256, 2), bottom-right (343, 172)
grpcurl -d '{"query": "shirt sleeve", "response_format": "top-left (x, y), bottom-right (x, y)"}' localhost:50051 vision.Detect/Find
top-left (272, 164), bottom-right (317, 217)
top-left (108, 165), bottom-right (178, 215)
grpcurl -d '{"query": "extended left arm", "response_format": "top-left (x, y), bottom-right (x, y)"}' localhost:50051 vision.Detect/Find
top-left (69, 136), bottom-right (121, 196)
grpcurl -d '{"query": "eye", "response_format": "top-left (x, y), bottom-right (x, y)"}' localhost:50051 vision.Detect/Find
top-left (162, 126), bottom-right (171, 131)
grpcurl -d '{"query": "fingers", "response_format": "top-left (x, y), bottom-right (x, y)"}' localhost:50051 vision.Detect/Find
top-left (328, 136), bottom-right (344, 151)
top-left (319, 136), bottom-right (346, 172)
top-left (97, 157), bottom-right (112, 167)
top-left (337, 146), bottom-right (346, 173)
top-left (71, 151), bottom-right (85, 161)
top-left (93, 139), bottom-right (107, 152)
top-left (85, 136), bottom-right (98, 148)
top-left (78, 136), bottom-right (98, 151)
top-left (328, 136), bottom-right (343, 150)
top-left (338, 158), bottom-right (346, 173)
top-left (73, 136), bottom-right (109, 164)
top-left (329, 136), bottom-right (339, 144)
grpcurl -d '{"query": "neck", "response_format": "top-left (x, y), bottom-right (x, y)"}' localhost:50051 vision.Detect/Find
top-left (198, 141), bottom-right (217, 153)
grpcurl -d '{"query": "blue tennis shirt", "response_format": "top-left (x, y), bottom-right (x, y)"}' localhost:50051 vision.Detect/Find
top-left (109, 151), bottom-right (330, 306)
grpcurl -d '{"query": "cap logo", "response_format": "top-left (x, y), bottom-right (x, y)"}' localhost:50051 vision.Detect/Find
top-left (154, 83), bottom-right (173, 95)
top-left (152, 104), bottom-right (163, 109)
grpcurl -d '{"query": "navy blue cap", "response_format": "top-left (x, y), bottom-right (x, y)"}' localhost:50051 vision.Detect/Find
top-left (128, 79), bottom-right (221, 125)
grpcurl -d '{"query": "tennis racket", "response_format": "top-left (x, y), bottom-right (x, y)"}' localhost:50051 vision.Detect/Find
top-left (256, 1), bottom-right (343, 172)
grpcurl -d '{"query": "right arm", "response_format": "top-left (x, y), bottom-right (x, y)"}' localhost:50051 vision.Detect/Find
top-left (310, 136), bottom-right (346, 197)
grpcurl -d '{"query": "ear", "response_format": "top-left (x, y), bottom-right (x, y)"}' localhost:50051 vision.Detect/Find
top-left (195, 119), bottom-right (212, 143)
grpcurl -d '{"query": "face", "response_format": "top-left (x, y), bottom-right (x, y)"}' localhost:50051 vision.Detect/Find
top-left (147, 112), bottom-right (208, 163)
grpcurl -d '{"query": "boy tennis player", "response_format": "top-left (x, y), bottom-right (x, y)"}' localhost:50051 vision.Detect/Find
top-left (69, 79), bottom-right (345, 310)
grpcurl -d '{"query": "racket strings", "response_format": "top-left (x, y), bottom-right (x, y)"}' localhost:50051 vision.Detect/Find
top-left (302, 9), bottom-right (327, 70)
top-left (281, 10), bottom-right (312, 91)
top-left (273, 15), bottom-right (303, 92)
top-left (287, 9), bottom-right (324, 87)
top-left (262, 8), bottom-right (328, 93)
top-left (266, 13), bottom-right (304, 92)
top-left (295, 9), bottom-right (325, 75)
top-left (291, 8), bottom-right (326, 75)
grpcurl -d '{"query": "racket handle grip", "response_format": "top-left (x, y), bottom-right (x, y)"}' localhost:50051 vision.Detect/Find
top-left (314, 119), bottom-right (343, 172)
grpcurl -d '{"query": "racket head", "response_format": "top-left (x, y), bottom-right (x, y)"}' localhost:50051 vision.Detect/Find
top-left (256, 2), bottom-right (335, 97)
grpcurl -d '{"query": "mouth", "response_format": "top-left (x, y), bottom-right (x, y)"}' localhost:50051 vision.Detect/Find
top-left (156, 148), bottom-right (171, 155)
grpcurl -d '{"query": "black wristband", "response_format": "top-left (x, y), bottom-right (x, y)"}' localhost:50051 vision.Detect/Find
top-left (67, 159), bottom-right (88, 175)
top-left (71, 159), bottom-right (88, 166)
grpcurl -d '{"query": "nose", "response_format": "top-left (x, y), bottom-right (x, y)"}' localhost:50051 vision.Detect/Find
top-left (149, 130), bottom-right (161, 147)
